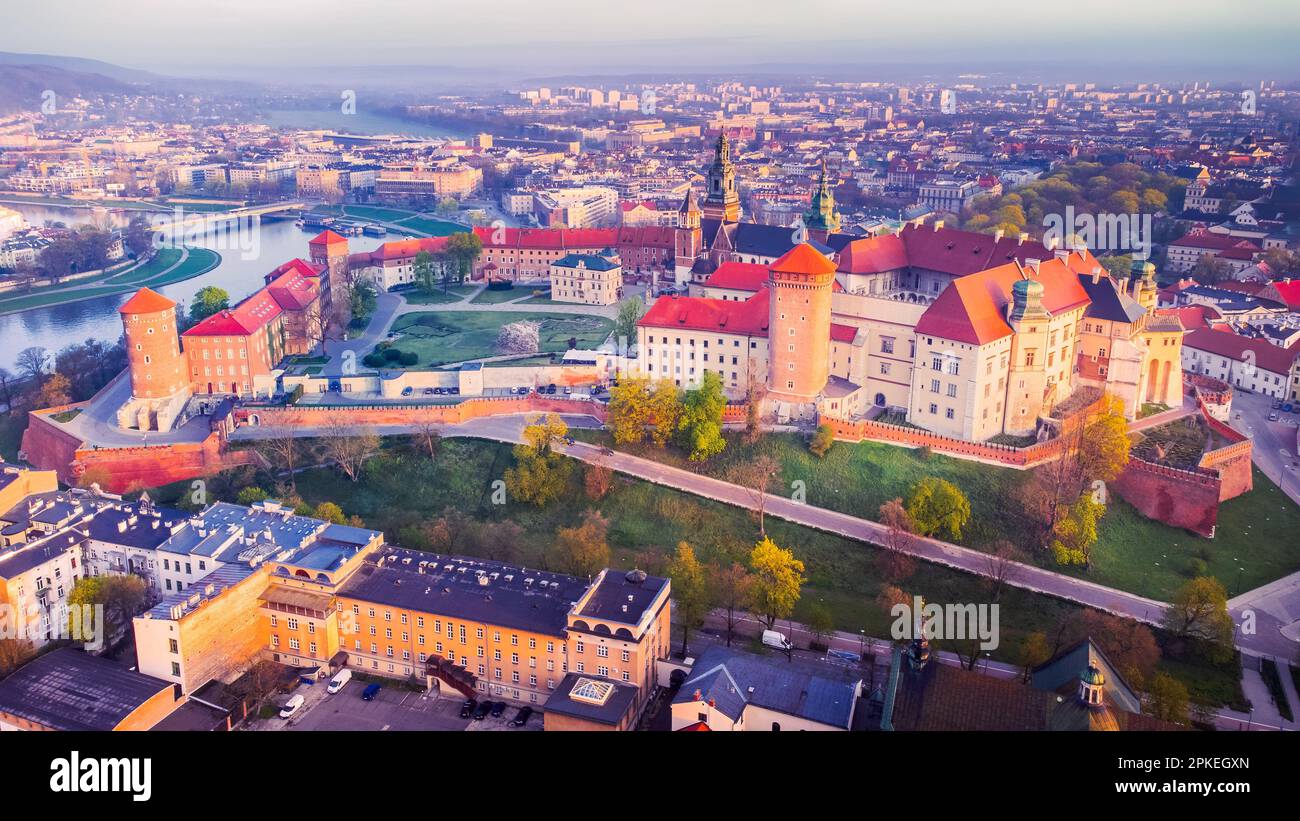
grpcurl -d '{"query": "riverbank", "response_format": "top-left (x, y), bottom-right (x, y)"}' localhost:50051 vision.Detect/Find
top-left (0, 247), bottom-right (222, 316)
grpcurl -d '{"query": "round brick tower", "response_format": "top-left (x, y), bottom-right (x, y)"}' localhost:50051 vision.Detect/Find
top-left (119, 287), bottom-right (187, 401)
top-left (766, 243), bottom-right (837, 405)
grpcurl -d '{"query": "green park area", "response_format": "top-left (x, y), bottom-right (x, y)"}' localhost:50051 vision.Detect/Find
top-left (569, 429), bottom-right (1300, 604)
top-left (378, 310), bottom-right (613, 368)
top-left (0, 247), bottom-right (221, 315)
top-left (159, 435), bottom-right (1242, 709)
top-left (392, 215), bottom-right (465, 236)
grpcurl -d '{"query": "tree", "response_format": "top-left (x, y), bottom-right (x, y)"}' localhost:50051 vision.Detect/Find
top-left (505, 414), bottom-right (573, 506)
top-left (808, 423), bottom-right (834, 458)
top-left (556, 510), bottom-right (610, 577)
top-left (710, 562), bottom-right (753, 647)
top-left (1017, 632), bottom-right (1052, 682)
top-left (257, 425), bottom-right (300, 493)
top-left (188, 286), bottom-right (230, 322)
top-left (807, 603), bottom-right (835, 650)
top-left (497, 320), bottom-right (541, 355)
top-left (905, 477), bottom-right (971, 540)
top-left (320, 421), bottom-right (380, 482)
top-left (875, 584), bottom-right (910, 622)
top-left (124, 215), bottom-right (154, 258)
top-left (747, 537), bottom-right (805, 631)
top-left (583, 462), bottom-right (613, 500)
top-left (1164, 577), bottom-right (1234, 660)
top-left (669, 542), bottom-right (710, 656)
top-left (444, 231), bottom-right (484, 285)
top-left (37, 372), bottom-right (71, 407)
top-left (0, 367), bottom-right (14, 413)
top-left (1099, 254), bottom-right (1133, 278)
top-left (412, 250), bottom-right (438, 294)
top-left (1145, 672), bottom-right (1190, 724)
top-left (16, 346), bottom-right (49, 386)
top-left (68, 574), bottom-right (149, 648)
top-left (608, 376), bottom-right (681, 447)
top-left (411, 420), bottom-right (442, 461)
top-left (728, 453), bottom-right (780, 536)
top-left (1051, 492), bottom-right (1105, 566)
top-left (984, 540), bottom-right (1024, 602)
top-left (236, 486), bottom-right (269, 505)
top-left (1190, 254), bottom-right (1232, 285)
top-left (0, 637), bottom-right (34, 677)
top-left (613, 297), bottom-right (645, 343)
top-left (676, 370), bottom-right (726, 461)
top-left (314, 501), bottom-right (346, 524)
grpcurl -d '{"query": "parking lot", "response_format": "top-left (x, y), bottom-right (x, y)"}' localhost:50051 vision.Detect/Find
top-left (273, 681), bottom-right (545, 732)
top-left (281, 682), bottom-right (470, 732)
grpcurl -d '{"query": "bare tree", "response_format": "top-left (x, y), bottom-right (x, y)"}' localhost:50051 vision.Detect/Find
top-left (728, 453), bottom-right (780, 537)
top-left (258, 424), bottom-right (301, 493)
top-left (984, 540), bottom-right (1024, 602)
top-left (709, 562), bottom-right (753, 648)
top-left (411, 418), bottom-right (442, 461)
top-left (321, 420), bottom-right (380, 482)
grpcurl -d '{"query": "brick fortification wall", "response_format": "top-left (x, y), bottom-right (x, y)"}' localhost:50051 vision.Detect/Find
top-left (1111, 458), bottom-right (1222, 538)
top-left (21, 407), bottom-right (256, 493)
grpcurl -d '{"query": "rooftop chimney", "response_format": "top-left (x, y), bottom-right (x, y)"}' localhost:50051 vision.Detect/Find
top-left (1018, 232), bottom-right (1029, 245)
top-left (993, 228), bottom-right (1004, 242)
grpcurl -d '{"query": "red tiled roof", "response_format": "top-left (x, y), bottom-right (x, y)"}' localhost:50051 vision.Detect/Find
top-left (118, 286), bottom-right (176, 315)
top-left (830, 322), bottom-right (858, 343)
top-left (616, 226), bottom-right (675, 248)
top-left (184, 285), bottom-right (284, 337)
top-left (369, 236), bottom-right (451, 262)
top-left (676, 721), bottom-right (711, 731)
top-left (1268, 278), bottom-right (1300, 310)
top-left (1155, 305), bottom-right (1221, 330)
top-left (837, 233), bottom-right (909, 274)
top-left (638, 289), bottom-right (770, 337)
top-left (915, 257), bottom-right (1092, 345)
top-left (309, 229), bottom-right (348, 246)
top-left (262, 258), bottom-right (323, 285)
top-left (472, 226), bottom-right (618, 250)
top-left (1169, 230), bottom-right (1261, 253)
top-left (704, 261), bottom-right (769, 292)
top-left (1183, 327), bottom-right (1299, 374)
top-left (771, 243), bottom-right (838, 275)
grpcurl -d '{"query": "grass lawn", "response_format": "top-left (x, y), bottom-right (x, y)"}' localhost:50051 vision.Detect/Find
top-left (400, 286), bottom-right (477, 305)
top-left (568, 430), bottom-right (1300, 602)
top-left (470, 286), bottom-right (529, 304)
top-left (172, 436), bottom-right (1242, 707)
top-left (0, 247), bottom-right (220, 315)
top-left (392, 216), bottom-right (464, 236)
top-left (382, 310), bottom-right (613, 367)
top-left (104, 248), bottom-right (184, 284)
top-left (342, 205), bottom-right (420, 223)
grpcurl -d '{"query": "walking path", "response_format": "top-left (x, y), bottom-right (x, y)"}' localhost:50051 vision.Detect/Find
top-left (231, 410), bottom-right (1295, 660)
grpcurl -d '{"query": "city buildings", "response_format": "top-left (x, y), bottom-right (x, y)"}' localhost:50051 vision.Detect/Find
top-left (549, 252), bottom-right (623, 305)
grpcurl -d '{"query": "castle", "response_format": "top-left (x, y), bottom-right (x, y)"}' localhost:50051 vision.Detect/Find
top-left (116, 255), bottom-right (324, 431)
top-left (637, 136), bottom-right (1185, 435)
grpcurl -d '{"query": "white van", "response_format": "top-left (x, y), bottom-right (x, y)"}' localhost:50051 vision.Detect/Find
top-left (762, 630), bottom-right (792, 651)
top-left (279, 694), bottom-right (305, 719)
top-left (327, 669), bottom-right (352, 694)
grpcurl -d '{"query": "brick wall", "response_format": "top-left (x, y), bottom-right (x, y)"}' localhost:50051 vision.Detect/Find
top-left (1111, 458), bottom-right (1221, 538)
top-left (822, 416), bottom-right (1063, 468)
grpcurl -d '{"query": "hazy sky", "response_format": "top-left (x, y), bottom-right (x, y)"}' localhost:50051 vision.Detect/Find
top-left (3, 0), bottom-right (1299, 79)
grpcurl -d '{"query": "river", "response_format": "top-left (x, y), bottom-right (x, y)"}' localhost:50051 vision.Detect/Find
top-left (0, 203), bottom-right (393, 371)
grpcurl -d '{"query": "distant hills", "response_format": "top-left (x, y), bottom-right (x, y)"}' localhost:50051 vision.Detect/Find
top-left (0, 51), bottom-right (161, 83)
top-left (0, 63), bottom-right (137, 114)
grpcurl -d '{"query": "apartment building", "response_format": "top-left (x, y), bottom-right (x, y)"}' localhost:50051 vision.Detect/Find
top-left (549, 253), bottom-right (622, 305)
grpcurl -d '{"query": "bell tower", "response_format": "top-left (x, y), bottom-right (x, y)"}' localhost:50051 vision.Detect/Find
top-left (803, 159), bottom-right (842, 243)
top-left (702, 132), bottom-right (741, 223)
top-left (674, 188), bottom-right (703, 284)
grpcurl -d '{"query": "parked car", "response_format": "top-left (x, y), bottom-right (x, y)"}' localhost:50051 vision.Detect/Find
top-left (460, 699), bottom-right (477, 719)
top-left (1284, 403), bottom-right (1295, 413)
top-left (546, 384), bottom-right (557, 394)
top-left (563, 386), bottom-right (572, 395)
top-left (1269, 412), bottom-right (1280, 421)
top-left (490, 701), bottom-right (507, 718)
top-left (433, 387), bottom-right (444, 395)
top-left (361, 683), bottom-right (381, 701)
top-left (510, 706), bottom-right (534, 727)
top-left (326, 669), bottom-right (352, 694)
top-left (401, 387), bottom-right (413, 397)
top-left (562, 436), bottom-right (576, 446)
top-left (472, 700), bottom-right (492, 720)
top-left (279, 694), bottom-right (305, 719)
top-left (1273, 400), bottom-right (1284, 410)
top-left (449, 387), bottom-right (460, 395)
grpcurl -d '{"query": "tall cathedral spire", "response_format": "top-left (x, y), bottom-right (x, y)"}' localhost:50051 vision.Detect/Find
top-left (804, 158), bottom-right (842, 237)
top-left (702, 132), bottom-right (740, 223)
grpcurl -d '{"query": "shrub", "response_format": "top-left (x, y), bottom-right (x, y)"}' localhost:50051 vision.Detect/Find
top-left (809, 423), bottom-right (835, 458)
top-left (382, 347), bottom-right (402, 362)
top-left (399, 351), bottom-right (418, 367)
